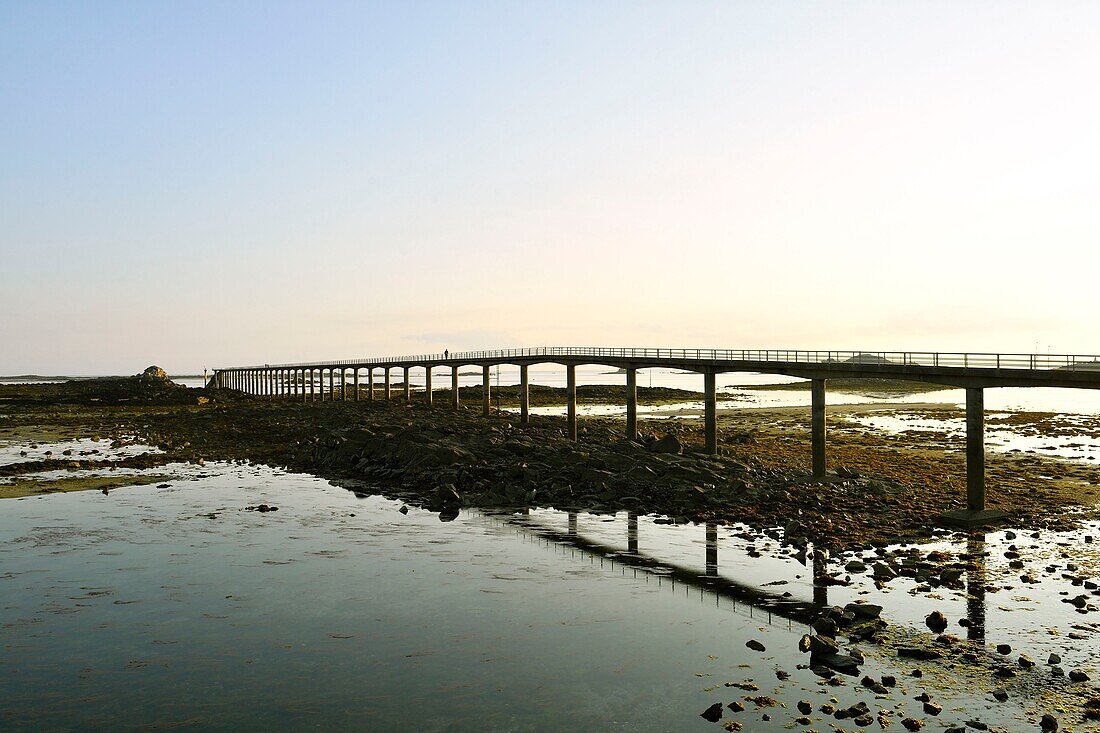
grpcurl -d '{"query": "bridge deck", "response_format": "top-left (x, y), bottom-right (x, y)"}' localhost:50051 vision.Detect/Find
top-left (219, 347), bottom-right (1100, 389)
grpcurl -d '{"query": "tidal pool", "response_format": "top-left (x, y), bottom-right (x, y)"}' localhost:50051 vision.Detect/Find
top-left (1, 462), bottom-right (1097, 731)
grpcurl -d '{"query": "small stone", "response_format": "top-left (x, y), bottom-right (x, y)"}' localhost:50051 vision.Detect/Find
top-left (925, 611), bottom-right (948, 633)
top-left (727, 701), bottom-right (745, 712)
top-left (902, 718), bottom-right (924, 731)
top-left (700, 702), bottom-right (724, 722)
top-left (923, 702), bottom-right (942, 716)
top-left (1019, 655), bottom-right (1035, 668)
top-left (797, 700), bottom-right (812, 715)
top-left (1040, 714), bottom-right (1058, 731)
top-left (1047, 653), bottom-right (1061, 665)
top-left (746, 639), bottom-right (766, 652)
top-left (996, 644), bottom-right (1012, 655)
top-left (993, 689), bottom-right (1008, 702)
top-left (1069, 669), bottom-right (1090, 682)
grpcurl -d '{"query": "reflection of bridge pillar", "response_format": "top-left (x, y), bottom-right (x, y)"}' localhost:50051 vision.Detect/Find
top-left (705, 523), bottom-right (718, 576)
top-left (812, 552), bottom-right (829, 606)
top-left (425, 366), bottom-right (433, 405)
top-left (814, 559), bottom-right (827, 603)
top-left (627, 512), bottom-right (638, 553)
top-left (812, 378), bottom-right (827, 477)
top-left (965, 532), bottom-right (987, 641)
top-left (566, 364), bottom-right (577, 441)
top-left (704, 371), bottom-right (717, 454)
top-left (967, 387), bottom-right (985, 511)
top-left (519, 365), bottom-right (530, 424)
top-left (626, 367), bottom-right (637, 440)
top-left (452, 366), bottom-right (460, 409)
top-left (568, 511), bottom-right (577, 536)
top-left (482, 366), bottom-right (491, 416)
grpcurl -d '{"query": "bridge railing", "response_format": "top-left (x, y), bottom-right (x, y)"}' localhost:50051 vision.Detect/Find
top-left (217, 348), bottom-right (1100, 373)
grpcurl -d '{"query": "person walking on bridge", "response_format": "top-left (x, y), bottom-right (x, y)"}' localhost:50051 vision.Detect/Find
top-left (444, 349), bottom-right (449, 359)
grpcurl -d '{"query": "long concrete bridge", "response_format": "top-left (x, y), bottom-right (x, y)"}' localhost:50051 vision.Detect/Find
top-left (211, 347), bottom-right (1100, 523)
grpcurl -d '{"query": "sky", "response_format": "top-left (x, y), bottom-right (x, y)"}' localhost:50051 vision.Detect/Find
top-left (2, 1), bottom-right (1099, 375)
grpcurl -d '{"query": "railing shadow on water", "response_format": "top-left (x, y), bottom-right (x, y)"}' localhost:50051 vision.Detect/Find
top-left (476, 508), bottom-right (992, 643)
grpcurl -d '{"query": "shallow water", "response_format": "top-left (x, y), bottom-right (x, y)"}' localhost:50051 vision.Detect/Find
top-left (2, 460), bottom-right (1098, 731)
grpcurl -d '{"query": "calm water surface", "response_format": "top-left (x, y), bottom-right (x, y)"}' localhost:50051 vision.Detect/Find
top-left (2, 460), bottom-right (1098, 731)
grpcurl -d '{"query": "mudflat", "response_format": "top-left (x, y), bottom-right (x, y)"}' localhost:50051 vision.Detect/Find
top-left (2, 374), bottom-right (1098, 549)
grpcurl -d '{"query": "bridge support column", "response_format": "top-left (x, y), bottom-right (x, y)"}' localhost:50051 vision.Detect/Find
top-left (966, 387), bottom-right (985, 511)
top-left (310, 369), bottom-right (316, 401)
top-left (424, 366), bottom-right (433, 406)
top-left (568, 511), bottom-right (577, 536)
top-left (627, 512), bottom-right (638, 553)
top-left (625, 367), bottom-right (637, 440)
top-left (403, 367), bottom-right (410, 402)
top-left (368, 369), bottom-right (374, 400)
top-left (566, 364), bottom-right (577, 441)
top-left (451, 367), bottom-right (460, 410)
top-left (940, 386), bottom-right (1007, 528)
top-left (354, 369), bottom-right (360, 401)
top-left (811, 378), bottom-right (827, 477)
top-left (482, 366), bottom-right (491, 416)
top-left (384, 368), bottom-right (391, 400)
top-left (704, 371), bottom-right (717, 454)
top-left (519, 365), bottom-right (529, 424)
top-left (341, 369), bottom-right (347, 400)
top-left (329, 368), bottom-right (335, 400)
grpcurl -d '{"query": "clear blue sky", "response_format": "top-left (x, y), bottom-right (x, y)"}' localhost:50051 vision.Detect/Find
top-left (2, 1), bottom-right (1098, 374)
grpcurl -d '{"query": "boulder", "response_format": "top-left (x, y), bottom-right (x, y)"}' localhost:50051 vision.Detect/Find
top-left (651, 434), bottom-right (683, 454)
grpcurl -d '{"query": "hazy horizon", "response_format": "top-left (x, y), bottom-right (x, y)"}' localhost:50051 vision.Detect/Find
top-left (3, 2), bottom-right (1098, 375)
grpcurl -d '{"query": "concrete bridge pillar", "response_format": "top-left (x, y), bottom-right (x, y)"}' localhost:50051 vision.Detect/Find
top-left (424, 366), bottom-right (433, 406)
top-left (451, 367), bottom-right (460, 410)
top-left (482, 366), bottom-right (491, 416)
top-left (384, 368), bottom-right (391, 400)
top-left (310, 369), bottom-right (316, 401)
top-left (354, 368), bottom-right (360, 401)
top-left (340, 368), bottom-right (347, 401)
top-left (811, 379), bottom-right (827, 477)
top-left (325, 368), bottom-right (332, 400)
top-left (566, 364), bottom-right (577, 441)
top-left (403, 367), bottom-right (410, 402)
top-left (967, 387), bottom-right (985, 511)
top-left (625, 367), bottom-right (637, 440)
top-left (368, 369), bottom-right (374, 400)
top-left (519, 365), bottom-right (530, 424)
top-left (704, 371), bottom-right (717, 454)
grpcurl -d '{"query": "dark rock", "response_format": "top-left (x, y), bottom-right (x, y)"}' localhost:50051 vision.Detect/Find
top-left (651, 434), bottom-right (683, 454)
top-left (1040, 714), bottom-right (1058, 731)
top-left (700, 702), bottom-right (724, 722)
top-left (746, 639), bottom-right (766, 652)
top-left (925, 611), bottom-right (948, 633)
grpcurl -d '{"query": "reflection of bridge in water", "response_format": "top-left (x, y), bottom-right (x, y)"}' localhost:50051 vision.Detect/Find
top-left (484, 509), bottom-right (990, 640)
top-left (214, 347), bottom-right (1100, 525)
